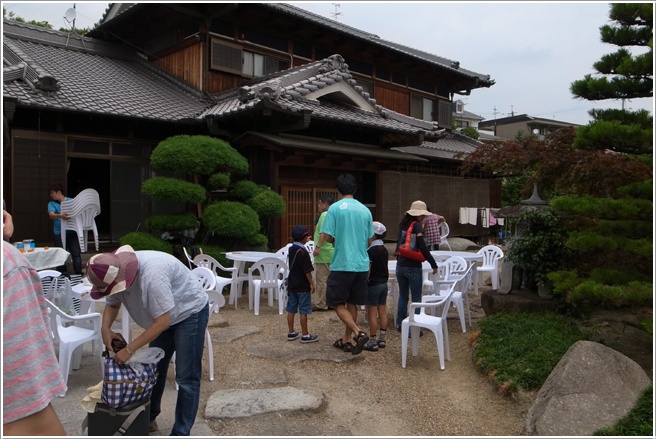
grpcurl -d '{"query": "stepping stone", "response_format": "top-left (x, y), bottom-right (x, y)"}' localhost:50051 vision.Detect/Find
top-left (205, 387), bottom-right (324, 419)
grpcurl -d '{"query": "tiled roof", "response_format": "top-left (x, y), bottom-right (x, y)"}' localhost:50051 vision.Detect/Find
top-left (262, 3), bottom-right (494, 87)
top-left (394, 132), bottom-right (482, 160)
top-left (2, 20), bottom-right (210, 123)
top-left (202, 54), bottom-right (443, 138)
top-left (96, 3), bottom-right (493, 88)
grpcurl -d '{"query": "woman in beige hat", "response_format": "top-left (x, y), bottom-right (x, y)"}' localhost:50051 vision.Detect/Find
top-left (394, 200), bottom-right (438, 329)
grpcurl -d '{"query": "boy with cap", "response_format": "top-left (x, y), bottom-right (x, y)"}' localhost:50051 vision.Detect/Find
top-left (286, 225), bottom-right (318, 343)
top-left (364, 221), bottom-right (390, 351)
top-left (86, 245), bottom-right (209, 436)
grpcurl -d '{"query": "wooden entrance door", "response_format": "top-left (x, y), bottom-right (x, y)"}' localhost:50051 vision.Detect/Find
top-left (280, 187), bottom-right (339, 244)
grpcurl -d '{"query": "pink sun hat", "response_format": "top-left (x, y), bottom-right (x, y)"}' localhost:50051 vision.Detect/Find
top-left (86, 245), bottom-right (139, 300)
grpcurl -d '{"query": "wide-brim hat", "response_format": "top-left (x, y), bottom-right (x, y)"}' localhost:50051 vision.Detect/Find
top-left (87, 245), bottom-right (139, 300)
top-left (406, 200), bottom-right (432, 217)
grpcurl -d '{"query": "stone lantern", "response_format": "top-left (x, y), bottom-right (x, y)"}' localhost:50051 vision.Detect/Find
top-left (493, 183), bottom-right (548, 294)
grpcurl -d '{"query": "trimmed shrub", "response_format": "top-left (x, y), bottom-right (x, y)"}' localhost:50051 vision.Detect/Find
top-left (142, 177), bottom-right (206, 204)
top-left (119, 232), bottom-right (173, 253)
top-left (202, 201), bottom-right (260, 238)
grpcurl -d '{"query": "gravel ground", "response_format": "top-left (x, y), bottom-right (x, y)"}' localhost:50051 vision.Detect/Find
top-left (193, 289), bottom-right (535, 436)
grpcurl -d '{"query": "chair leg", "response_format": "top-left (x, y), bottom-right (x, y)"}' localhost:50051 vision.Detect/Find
top-left (410, 327), bottom-right (420, 357)
top-left (401, 322), bottom-right (409, 368)
top-left (491, 268), bottom-right (499, 290)
top-left (254, 286), bottom-right (261, 316)
top-left (205, 329), bottom-right (214, 381)
top-left (435, 323), bottom-right (445, 370)
top-left (454, 297), bottom-right (466, 333)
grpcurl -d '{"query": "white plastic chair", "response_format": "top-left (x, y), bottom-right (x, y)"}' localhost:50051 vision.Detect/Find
top-left (60, 188), bottom-right (101, 252)
top-left (38, 269), bottom-right (62, 301)
top-left (439, 221), bottom-right (452, 250)
top-left (193, 253), bottom-right (236, 305)
top-left (476, 245), bottom-right (504, 290)
top-left (401, 287), bottom-right (455, 371)
top-left (275, 243), bottom-right (293, 260)
top-left (39, 271), bottom-right (81, 315)
top-left (192, 266), bottom-right (217, 290)
top-left (44, 298), bottom-right (102, 396)
top-left (248, 257), bottom-right (288, 316)
top-left (183, 247), bottom-right (196, 269)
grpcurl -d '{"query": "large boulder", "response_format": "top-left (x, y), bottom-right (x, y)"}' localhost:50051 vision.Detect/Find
top-left (525, 340), bottom-right (652, 436)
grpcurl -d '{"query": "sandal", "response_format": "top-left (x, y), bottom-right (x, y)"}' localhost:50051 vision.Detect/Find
top-left (342, 341), bottom-right (354, 353)
top-left (333, 339), bottom-right (354, 352)
top-left (351, 331), bottom-right (370, 355)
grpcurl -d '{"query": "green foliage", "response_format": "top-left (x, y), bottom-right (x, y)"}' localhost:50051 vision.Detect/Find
top-left (473, 312), bottom-right (584, 393)
top-left (570, 3), bottom-right (653, 155)
top-left (248, 190), bottom-right (286, 218)
top-left (594, 385), bottom-right (653, 436)
top-left (507, 209), bottom-right (571, 285)
top-left (567, 280), bottom-right (652, 307)
top-left (142, 177), bottom-right (206, 203)
top-left (617, 179), bottom-right (652, 199)
top-left (208, 173), bottom-right (230, 190)
top-left (119, 232), bottom-right (173, 253)
top-left (202, 201), bottom-right (260, 238)
top-left (460, 126), bottom-right (480, 140)
top-left (145, 213), bottom-right (198, 232)
top-left (151, 135), bottom-right (248, 176)
top-left (231, 180), bottom-right (262, 201)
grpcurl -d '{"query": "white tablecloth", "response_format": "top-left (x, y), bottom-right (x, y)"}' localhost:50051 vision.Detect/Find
top-left (23, 247), bottom-right (70, 271)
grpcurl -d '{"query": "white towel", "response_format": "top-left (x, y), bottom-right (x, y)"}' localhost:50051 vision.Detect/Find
top-left (482, 208), bottom-right (491, 228)
top-left (459, 207), bottom-right (468, 224)
top-left (468, 208), bottom-right (477, 225)
top-left (497, 218), bottom-right (504, 226)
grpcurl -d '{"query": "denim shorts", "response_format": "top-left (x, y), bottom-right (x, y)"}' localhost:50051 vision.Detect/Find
top-left (286, 291), bottom-right (312, 315)
top-left (366, 282), bottom-right (388, 306)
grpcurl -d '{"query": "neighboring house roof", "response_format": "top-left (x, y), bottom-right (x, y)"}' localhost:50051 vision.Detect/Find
top-left (95, 3), bottom-right (494, 90)
top-left (454, 109), bottom-right (485, 122)
top-left (479, 114), bottom-right (580, 128)
top-left (395, 131), bottom-right (483, 161)
top-left (2, 19), bottom-right (210, 123)
top-left (201, 54), bottom-right (444, 142)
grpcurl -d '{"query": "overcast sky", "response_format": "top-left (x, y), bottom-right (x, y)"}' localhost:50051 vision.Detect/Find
top-left (3, 1), bottom-right (653, 126)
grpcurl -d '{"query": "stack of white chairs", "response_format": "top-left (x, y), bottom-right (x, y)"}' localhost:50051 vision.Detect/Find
top-left (60, 188), bottom-right (101, 252)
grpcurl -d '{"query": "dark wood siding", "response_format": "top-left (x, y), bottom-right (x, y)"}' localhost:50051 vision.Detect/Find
top-left (152, 44), bottom-right (204, 90)
top-left (374, 85), bottom-right (410, 115)
top-left (11, 134), bottom-right (67, 245)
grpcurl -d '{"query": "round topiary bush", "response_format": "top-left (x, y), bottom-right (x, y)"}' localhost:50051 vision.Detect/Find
top-left (142, 177), bottom-right (206, 204)
top-left (231, 180), bottom-right (262, 201)
top-left (202, 201), bottom-right (260, 238)
top-left (120, 232), bottom-right (173, 253)
top-left (208, 173), bottom-right (231, 191)
top-left (145, 213), bottom-right (199, 232)
top-left (248, 189), bottom-right (286, 218)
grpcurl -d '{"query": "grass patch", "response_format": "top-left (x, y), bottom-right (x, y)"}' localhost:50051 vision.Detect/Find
top-left (594, 385), bottom-right (653, 436)
top-left (472, 311), bottom-right (584, 394)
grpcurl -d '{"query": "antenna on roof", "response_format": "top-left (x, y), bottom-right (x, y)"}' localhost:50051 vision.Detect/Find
top-left (63, 4), bottom-right (86, 51)
top-left (64, 4), bottom-right (77, 32)
top-left (331, 3), bottom-right (342, 21)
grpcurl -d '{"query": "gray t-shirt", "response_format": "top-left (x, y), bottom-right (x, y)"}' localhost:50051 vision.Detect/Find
top-left (106, 251), bottom-right (207, 328)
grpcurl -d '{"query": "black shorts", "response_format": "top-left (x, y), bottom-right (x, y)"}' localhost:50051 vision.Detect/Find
top-left (326, 271), bottom-right (369, 307)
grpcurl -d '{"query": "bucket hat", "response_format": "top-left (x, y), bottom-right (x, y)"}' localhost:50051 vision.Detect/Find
top-left (87, 245), bottom-right (139, 299)
top-left (406, 200), bottom-right (432, 217)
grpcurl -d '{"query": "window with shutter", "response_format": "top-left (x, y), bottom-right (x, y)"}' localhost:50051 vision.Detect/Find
top-left (210, 38), bottom-right (242, 75)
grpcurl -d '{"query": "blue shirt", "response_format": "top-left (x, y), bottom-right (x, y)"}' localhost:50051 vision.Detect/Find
top-left (321, 198), bottom-right (373, 272)
top-left (47, 197), bottom-right (72, 236)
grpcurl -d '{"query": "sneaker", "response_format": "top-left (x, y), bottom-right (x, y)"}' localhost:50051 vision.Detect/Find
top-left (287, 331), bottom-right (300, 341)
top-left (149, 420), bottom-right (158, 433)
top-left (300, 334), bottom-right (319, 343)
top-left (363, 340), bottom-right (379, 352)
top-left (378, 331), bottom-right (387, 348)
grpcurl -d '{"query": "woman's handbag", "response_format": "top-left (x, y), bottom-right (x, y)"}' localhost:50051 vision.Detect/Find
top-left (101, 347), bottom-right (164, 409)
top-left (396, 221), bottom-right (426, 262)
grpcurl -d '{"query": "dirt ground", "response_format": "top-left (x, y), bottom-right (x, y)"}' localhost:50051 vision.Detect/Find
top-left (194, 295), bottom-right (532, 436)
top-left (187, 292), bottom-right (652, 437)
